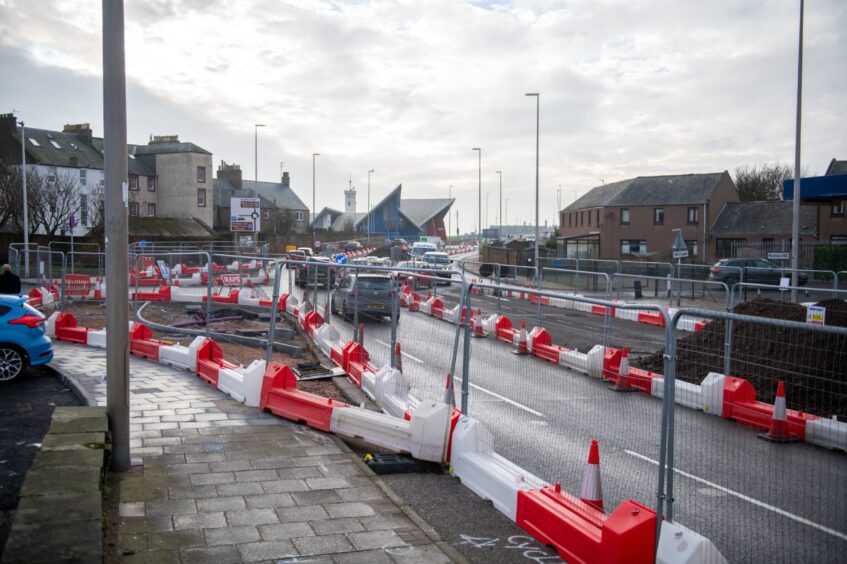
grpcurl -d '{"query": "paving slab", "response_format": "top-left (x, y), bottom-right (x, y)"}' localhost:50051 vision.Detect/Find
top-left (50, 341), bottom-right (463, 563)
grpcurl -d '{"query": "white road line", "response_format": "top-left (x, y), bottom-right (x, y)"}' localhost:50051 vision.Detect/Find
top-left (373, 339), bottom-right (424, 364)
top-left (624, 450), bottom-right (847, 542)
top-left (455, 378), bottom-right (544, 418)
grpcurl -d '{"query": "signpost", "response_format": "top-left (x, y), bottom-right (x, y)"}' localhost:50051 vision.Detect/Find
top-left (806, 304), bottom-right (826, 325)
top-left (230, 197), bottom-right (261, 232)
top-left (671, 230), bottom-right (688, 306)
top-left (768, 252), bottom-right (791, 261)
top-left (156, 260), bottom-right (170, 280)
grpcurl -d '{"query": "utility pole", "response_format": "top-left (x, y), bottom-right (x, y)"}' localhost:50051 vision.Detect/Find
top-left (312, 153), bottom-right (319, 248)
top-left (103, 0), bottom-right (130, 472)
top-left (526, 92), bottom-right (541, 325)
top-left (367, 169), bottom-right (374, 242)
top-left (496, 171), bottom-right (502, 235)
top-left (448, 185), bottom-right (453, 240)
top-left (19, 120), bottom-right (29, 277)
top-left (472, 148), bottom-right (481, 241)
top-left (790, 0), bottom-right (804, 301)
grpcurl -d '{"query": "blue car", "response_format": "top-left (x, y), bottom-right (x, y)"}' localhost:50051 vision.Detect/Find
top-left (0, 295), bottom-right (53, 382)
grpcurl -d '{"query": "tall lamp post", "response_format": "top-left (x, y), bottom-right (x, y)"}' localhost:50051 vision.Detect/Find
top-left (312, 153), bottom-right (320, 247)
top-left (448, 185), bottom-right (453, 240)
top-left (367, 169), bottom-right (374, 243)
top-left (790, 0), bottom-right (804, 301)
top-left (18, 120), bottom-right (29, 277)
top-left (495, 171), bottom-right (502, 235)
top-left (472, 148), bottom-right (481, 242)
top-left (253, 124), bottom-right (265, 245)
top-left (505, 198), bottom-right (509, 226)
top-left (526, 92), bottom-right (540, 323)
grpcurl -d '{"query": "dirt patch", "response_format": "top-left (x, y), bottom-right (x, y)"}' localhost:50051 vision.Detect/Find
top-left (298, 379), bottom-right (349, 403)
top-left (633, 298), bottom-right (847, 419)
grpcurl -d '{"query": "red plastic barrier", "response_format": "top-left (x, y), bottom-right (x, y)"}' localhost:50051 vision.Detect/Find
top-left (258, 294), bottom-right (288, 311)
top-left (494, 315), bottom-right (515, 343)
top-left (602, 347), bottom-right (625, 381)
top-left (722, 377), bottom-right (812, 439)
top-left (636, 311), bottom-right (665, 327)
top-left (129, 273), bottom-right (161, 287)
top-left (342, 341), bottom-right (376, 388)
top-left (517, 486), bottom-right (656, 564)
top-left (195, 339), bottom-right (237, 387)
top-left (694, 321), bottom-right (707, 332)
top-left (408, 292), bottom-right (421, 312)
top-left (132, 285), bottom-right (172, 302)
top-left (259, 362), bottom-right (347, 432)
top-left (623, 367), bottom-right (659, 394)
top-left (64, 274), bottom-right (91, 297)
top-left (528, 294), bottom-right (550, 306)
top-left (430, 297), bottom-right (445, 319)
top-left (528, 327), bottom-right (569, 364)
top-left (129, 322), bottom-right (162, 361)
top-left (54, 312), bottom-right (90, 344)
top-left (301, 310), bottom-right (324, 336)
top-left (591, 304), bottom-right (615, 317)
top-left (444, 408), bottom-right (462, 464)
top-left (27, 288), bottom-right (43, 308)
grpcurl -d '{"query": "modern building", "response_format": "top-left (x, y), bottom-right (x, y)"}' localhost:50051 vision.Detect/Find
top-left (0, 112), bottom-right (215, 238)
top-left (558, 172), bottom-right (738, 262)
top-left (783, 158), bottom-right (847, 245)
top-left (213, 162), bottom-right (309, 235)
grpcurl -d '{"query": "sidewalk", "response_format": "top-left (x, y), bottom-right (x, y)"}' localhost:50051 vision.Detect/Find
top-left (51, 342), bottom-right (460, 563)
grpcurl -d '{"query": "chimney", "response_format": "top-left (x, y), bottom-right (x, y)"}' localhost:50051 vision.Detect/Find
top-left (281, 171), bottom-right (290, 188)
top-left (0, 113), bottom-right (16, 137)
top-left (63, 123), bottom-right (93, 145)
top-left (217, 160), bottom-right (242, 190)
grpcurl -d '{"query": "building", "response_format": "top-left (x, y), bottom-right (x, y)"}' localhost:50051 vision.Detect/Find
top-left (0, 112), bottom-right (215, 238)
top-left (313, 184), bottom-right (454, 240)
top-left (558, 172), bottom-right (738, 262)
top-left (783, 158), bottom-right (847, 245)
top-left (709, 201), bottom-right (818, 258)
top-left (213, 162), bottom-right (309, 235)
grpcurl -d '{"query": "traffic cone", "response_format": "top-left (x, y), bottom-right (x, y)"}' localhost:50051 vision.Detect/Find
top-left (394, 343), bottom-right (403, 373)
top-left (759, 382), bottom-right (798, 443)
top-left (442, 373), bottom-right (455, 407)
top-left (472, 308), bottom-right (485, 337)
top-left (93, 279), bottom-right (103, 300)
top-left (609, 348), bottom-right (637, 392)
top-left (580, 440), bottom-right (604, 512)
top-left (513, 321), bottom-right (528, 354)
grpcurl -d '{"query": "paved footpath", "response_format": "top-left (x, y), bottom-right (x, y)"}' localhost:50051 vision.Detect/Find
top-left (51, 342), bottom-right (462, 564)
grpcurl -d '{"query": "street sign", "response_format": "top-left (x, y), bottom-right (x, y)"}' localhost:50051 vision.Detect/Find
top-left (671, 231), bottom-right (688, 260)
top-left (230, 198), bottom-right (261, 232)
top-left (138, 240), bottom-right (147, 249)
top-left (767, 252), bottom-right (790, 261)
top-left (156, 260), bottom-right (170, 279)
top-left (672, 250), bottom-right (689, 259)
top-left (335, 255), bottom-right (348, 265)
top-left (806, 305), bottom-right (826, 326)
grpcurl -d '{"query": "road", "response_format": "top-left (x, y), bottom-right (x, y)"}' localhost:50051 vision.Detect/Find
top-left (277, 264), bottom-right (847, 564)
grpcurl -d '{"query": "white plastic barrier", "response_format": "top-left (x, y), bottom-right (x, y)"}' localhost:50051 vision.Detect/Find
top-left (700, 372), bottom-right (726, 416)
top-left (614, 308), bottom-right (640, 322)
top-left (373, 365), bottom-right (413, 419)
top-left (419, 297), bottom-right (435, 316)
top-left (656, 521), bottom-right (729, 564)
top-left (45, 312), bottom-right (60, 338)
top-left (159, 336), bottom-right (207, 372)
top-left (329, 400), bottom-right (451, 463)
top-left (449, 416), bottom-right (545, 521)
top-left (286, 295), bottom-right (299, 316)
top-left (805, 417), bottom-right (847, 453)
top-left (442, 304), bottom-right (461, 324)
top-left (558, 344), bottom-right (604, 378)
top-left (237, 290), bottom-right (262, 307)
top-left (313, 323), bottom-right (340, 358)
top-left (217, 360), bottom-right (267, 407)
top-left (87, 329), bottom-right (107, 349)
top-left (650, 378), bottom-right (704, 410)
top-left (170, 287), bottom-right (198, 302)
top-left (481, 314), bottom-right (499, 336)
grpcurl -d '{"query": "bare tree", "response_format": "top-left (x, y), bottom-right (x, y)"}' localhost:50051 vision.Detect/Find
top-left (732, 163), bottom-right (808, 202)
top-left (0, 157), bottom-right (21, 231)
top-left (32, 169), bottom-right (82, 237)
top-left (271, 208), bottom-right (297, 236)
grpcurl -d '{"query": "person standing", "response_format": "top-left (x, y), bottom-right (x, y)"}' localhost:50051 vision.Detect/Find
top-left (0, 264), bottom-right (22, 294)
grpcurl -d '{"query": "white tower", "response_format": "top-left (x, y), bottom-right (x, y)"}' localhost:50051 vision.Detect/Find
top-left (344, 175), bottom-right (356, 232)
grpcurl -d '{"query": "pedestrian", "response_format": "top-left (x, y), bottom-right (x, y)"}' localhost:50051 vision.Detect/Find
top-left (0, 264), bottom-right (22, 295)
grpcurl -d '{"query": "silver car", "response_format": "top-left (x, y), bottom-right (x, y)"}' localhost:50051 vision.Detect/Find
top-left (331, 274), bottom-right (398, 321)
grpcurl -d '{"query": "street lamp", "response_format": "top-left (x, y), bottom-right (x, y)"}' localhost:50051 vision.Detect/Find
top-left (526, 92), bottom-right (540, 324)
top-left (505, 198), bottom-right (509, 226)
top-left (312, 153), bottom-right (320, 247)
top-left (485, 192), bottom-right (490, 231)
top-left (495, 171), bottom-right (502, 234)
top-left (367, 169), bottom-right (374, 242)
top-left (253, 124), bottom-right (265, 243)
top-left (18, 120), bottom-right (29, 276)
top-left (448, 185), bottom-right (453, 240)
top-left (472, 148), bottom-right (481, 241)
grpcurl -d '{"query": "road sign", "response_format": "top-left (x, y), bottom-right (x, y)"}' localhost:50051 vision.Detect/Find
top-left (767, 252), bottom-right (790, 261)
top-left (806, 305), bottom-right (826, 326)
top-left (335, 255), bottom-right (348, 265)
top-left (672, 250), bottom-right (689, 259)
top-left (138, 240), bottom-right (147, 249)
top-left (671, 231), bottom-right (688, 260)
top-left (157, 260), bottom-right (170, 279)
top-left (230, 198), bottom-right (261, 232)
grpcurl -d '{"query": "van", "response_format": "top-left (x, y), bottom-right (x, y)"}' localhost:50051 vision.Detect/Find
top-left (410, 242), bottom-right (438, 258)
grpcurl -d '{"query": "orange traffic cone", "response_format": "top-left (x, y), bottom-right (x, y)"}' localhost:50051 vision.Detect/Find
top-left (513, 320), bottom-right (528, 354)
top-left (580, 440), bottom-right (604, 512)
top-left (442, 373), bottom-right (455, 407)
top-left (759, 382), bottom-right (798, 443)
top-left (609, 348), bottom-right (636, 392)
top-left (394, 343), bottom-right (403, 373)
top-left (472, 308), bottom-right (486, 338)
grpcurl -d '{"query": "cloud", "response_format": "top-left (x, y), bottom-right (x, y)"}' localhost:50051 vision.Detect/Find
top-left (0, 0), bottom-right (844, 229)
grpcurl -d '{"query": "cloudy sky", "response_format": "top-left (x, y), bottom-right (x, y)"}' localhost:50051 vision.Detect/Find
top-left (1, 0), bottom-right (844, 232)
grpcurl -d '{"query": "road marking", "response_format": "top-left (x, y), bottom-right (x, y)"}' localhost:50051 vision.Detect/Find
top-left (624, 450), bottom-right (847, 542)
top-left (454, 378), bottom-right (544, 418)
top-left (374, 339), bottom-right (424, 363)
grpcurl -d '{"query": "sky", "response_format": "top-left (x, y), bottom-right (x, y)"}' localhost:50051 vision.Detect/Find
top-left (1, 0), bottom-right (844, 233)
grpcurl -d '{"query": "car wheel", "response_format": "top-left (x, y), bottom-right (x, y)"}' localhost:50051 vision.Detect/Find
top-left (723, 276), bottom-right (738, 287)
top-left (0, 346), bottom-right (26, 383)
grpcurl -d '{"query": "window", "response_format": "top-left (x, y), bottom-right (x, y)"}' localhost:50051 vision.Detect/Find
top-left (129, 175), bottom-right (139, 190)
top-left (687, 207), bottom-right (698, 224)
top-left (832, 200), bottom-right (845, 217)
top-left (295, 211), bottom-right (305, 222)
top-left (685, 240), bottom-right (699, 257)
top-left (197, 166), bottom-right (206, 183)
top-left (197, 188), bottom-right (206, 207)
top-left (587, 210), bottom-right (591, 226)
top-left (263, 209), bottom-right (270, 220)
top-left (129, 202), bottom-right (139, 216)
top-left (47, 166), bottom-right (57, 184)
top-left (28, 137), bottom-right (40, 147)
top-left (568, 213), bottom-right (572, 228)
top-left (620, 208), bottom-right (630, 224)
top-left (596, 209), bottom-right (600, 226)
top-left (80, 194), bottom-right (88, 226)
top-left (620, 240), bottom-right (647, 256)
top-left (49, 139), bottom-right (62, 149)
top-left (654, 207), bottom-right (664, 224)
top-left (79, 169), bottom-right (87, 186)
top-left (147, 177), bottom-right (156, 192)
top-left (147, 203), bottom-right (156, 217)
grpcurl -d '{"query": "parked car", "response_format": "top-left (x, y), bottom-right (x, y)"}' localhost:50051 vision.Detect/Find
top-left (343, 241), bottom-right (363, 252)
top-left (708, 258), bottom-right (808, 286)
top-left (421, 251), bottom-right (453, 284)
top-left (296, 247), bottom-right (314, 256)
top-left (331, 273), bottom-right (398, 321)
top-left (296, 256), bottom-right (336, 288)
top-left (0, 295), bottom-right (53, 382)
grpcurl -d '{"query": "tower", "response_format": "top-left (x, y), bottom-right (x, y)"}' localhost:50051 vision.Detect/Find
top-left (344, 175), bottom-right (356, 232)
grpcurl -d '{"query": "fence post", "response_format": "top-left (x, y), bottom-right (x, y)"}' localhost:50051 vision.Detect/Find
top-left (204, 252), bottom-right (212, 338)
top-left (461, 296), bottom-right (472, 415)
top-left (602, 273), bottom-right (611, 349)
top-left (134, 253), bottom-right (140, 317)
top-left (390, 274), bottom-right (398, 369)
top-left (723, 318), bottom-right (734, 377)
top-left (59, 252), bottom-right (66, 311)
top-left (265, 260), bottom-right (283, 365)
top-left (656, 312), bottom-right (677, 543)
top-left (495, 264), bottom-right (501, 316)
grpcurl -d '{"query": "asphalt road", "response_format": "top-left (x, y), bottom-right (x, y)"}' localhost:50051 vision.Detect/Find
top-left (0, 366), bottom-right (82, 556)
top-left (281, 270), bottom-right (847, 564)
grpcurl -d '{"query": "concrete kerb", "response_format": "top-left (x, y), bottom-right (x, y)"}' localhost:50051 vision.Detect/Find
top-left (45, 364), bottom-right (98, 407)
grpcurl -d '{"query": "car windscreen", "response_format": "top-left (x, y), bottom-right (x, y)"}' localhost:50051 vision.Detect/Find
top-left (355, 278), bottom-right (392, 290)
top-left (411, 247), bottom-right (432, 257)
top-left (424, 255), bottom-right (449, 265)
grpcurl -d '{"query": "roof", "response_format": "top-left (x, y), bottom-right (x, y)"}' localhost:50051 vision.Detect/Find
top-left (312, 207), bottom-right (342, 226)
top-left (400, 198), bottom-right (454, 228)
top-left (213, 179), bottom-right (308, 210)
top-left (127, 217), bottom-right (216, 238)
top-left (132, 141), bottom-right (211, 156)
top-left (90, 139), bottom-right (156, 176)
top-left (331, 212), bottom-right (367, 231)
top-left (784, 173), bottom-right (847, 202)
top-left (565, 172), bottom-right (727, 211)
top-left (825, 159), bottom-right (847, 176)
top-left (710, 201), bottom-right (817, 236)
top-left (17, 128), bottom-right (104, 169)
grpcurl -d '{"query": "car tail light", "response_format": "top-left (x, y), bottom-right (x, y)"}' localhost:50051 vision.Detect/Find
top-left (9, 314), bottom-right (45, 328)
top-left (710, 267), bottom-right (720, 273)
